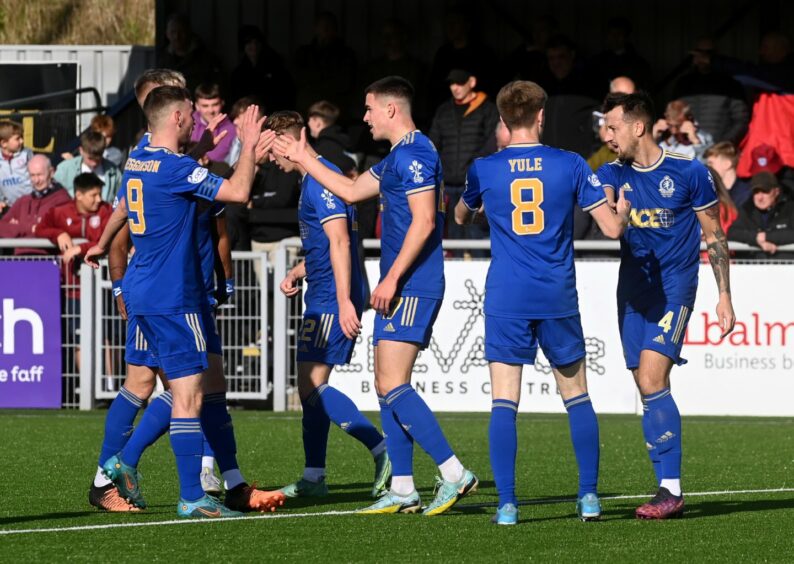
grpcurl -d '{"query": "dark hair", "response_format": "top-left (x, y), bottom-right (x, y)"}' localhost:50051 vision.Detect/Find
top-left (230, 95), bottom-right (265, 121)
top-left (0, 119), bottom-right (23, 141)
top-left (133, 69), bottom-right (186, 100)
top-left (90, 114), bottom-right (116, 137)
top-left (143, 85), bottom-right (192, 126)
top-left (307, 100), bottom-right (340, 125)
top-left (496, 81), bottom-right (548, 130)
top-left (602, 91), bottom-right (655, 130)
top-left (545, 34), bottom-right (576, 52)
top-left (265, 110), bottom-right (305, 137)
top-left (364, 76), bottom-right (414, 104)
top-left (195, 82), bottom-right (222, 101)
top-left (80, 130), bottom-right (106, 158)
top-left (73, 172), bottom-right (104, 193)
top-left (238, 24), bottom-right (265, 50)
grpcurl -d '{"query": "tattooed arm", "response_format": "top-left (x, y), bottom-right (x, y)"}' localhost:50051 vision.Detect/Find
top-left (697, 205), bottom-right (736, 338)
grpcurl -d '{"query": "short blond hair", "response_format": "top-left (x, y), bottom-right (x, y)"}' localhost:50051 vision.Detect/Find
top-left (496, 81), bottom-right (547, 130)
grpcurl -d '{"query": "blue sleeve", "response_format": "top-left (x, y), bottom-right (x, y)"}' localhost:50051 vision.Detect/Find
top-left (689, 160), bottom-right (719, 211)
top-left (595, 162), bottom-right (618, 190)
top-left (462, 161), bottom-right (483, 210)
top-left (309, 177), bottom-right (348, 224)
top-left (575, 155), bottom-right (608, 212)
top-left (170, 159), bottom-right (223, 201)
top-left (369, 158), bottom-right (386, 182)
top-left (395, 146), bottom-right (439, 196)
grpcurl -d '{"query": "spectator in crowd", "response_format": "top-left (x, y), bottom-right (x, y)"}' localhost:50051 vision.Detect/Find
top-left (54, 130), bottom-right (121, 201)
top-left (37, 172), bottom-right (111, 264)
top-left (589, 17), bottom-right (650, 93)
top-left (191, 83), bottom-right (237, 162)
top-left (294, 12), bottom-right (357, 121)
top-left (500, 14), bottom-right (558, 85)
top-left (429, 68), bottom-right (499, 242)
top-left (0, 119), bottom-right (33, 211)
top-left (653, 100), bottom-right (714, 161)
top-left (707, 164), bottom-right (739, 239)
top-left (0, 154), bottom-right (70, 254)
top-left (756, 30), bottom-right (794, 92)
top-left (747, 143), bottom-right (794, 196)
top-left (544, 35), bottom-right (599, 99)
top-left (704, 142), bottom-right (752, 207)
top-left (306, 100), bottom-right (354, 172)
top-left (158, 12), bottom-right (224, 92)
top-left (246, 160), bottom-right (302, 258)
top-left (229, 25), bottom-right (295, 112)
top-left (728, 171), bottom-right (794, 257)
top-left (429, 9), bottom-right (497, 108)
top-left (90, 115), bottom-right (124, 167)
top-left (672, 38), bottom-right (749, 144)
top-left (224, 95), bottom-right (264, 167)
top-left (362, 19), bottom-right (427, 124)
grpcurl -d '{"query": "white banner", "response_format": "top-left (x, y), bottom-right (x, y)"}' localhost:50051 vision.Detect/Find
top-left (328, 260), bottom-right (794, 416)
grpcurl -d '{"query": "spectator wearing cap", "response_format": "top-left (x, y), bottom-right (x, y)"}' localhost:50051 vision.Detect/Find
top-left (429, 68), bottom-right (499, 243)
top-left (54, 130), bottom-right (121, 201)
top-left (728, 171), bottom-right (794, 257)
top-left (704, 142), bottom-right (752, 207)
top-left (747, 143), bottom-right (794, 196)
top-left (0, 154), bottom-right (71, 254)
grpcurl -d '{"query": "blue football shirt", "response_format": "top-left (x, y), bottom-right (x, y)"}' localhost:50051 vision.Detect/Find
top-left (197, 202), bottom-right (225, 301)
top-left (369, 130), bottom-right (445, 299)
top-left (122, 145), bottom-right (223, 315)
top-left (299, 156), bottom-right (365, 310)
top-left (597, 150), bottom-right (718, 309)
top-left (463, 143), bottom-right (607, 318)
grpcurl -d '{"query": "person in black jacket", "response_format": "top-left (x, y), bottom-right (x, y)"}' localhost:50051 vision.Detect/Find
top-left (429, 69), bottom-right (499, 245)
top-left (306, 100), bottom-right (353, 172)
top-left (727, 172), bottom-right (794, 258)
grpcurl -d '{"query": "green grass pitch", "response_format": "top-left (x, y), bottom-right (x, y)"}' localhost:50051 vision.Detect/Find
top-left (1, 410), bottom-right (794, 562)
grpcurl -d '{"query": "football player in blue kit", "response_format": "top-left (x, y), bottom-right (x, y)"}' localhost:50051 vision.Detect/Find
top-left (454, 80), bottom-right (632, 525)
top-left (598, 91), bottom-right (735, 519)
top-left (269, 111), bottom-right (392, 500)
top-left (89, 86), bottom-right (284, 518)
top-left (275, 77), bottom-right (477, 516)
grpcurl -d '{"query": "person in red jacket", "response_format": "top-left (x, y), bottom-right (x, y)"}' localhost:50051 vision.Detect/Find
top-left (0, 154), bottom-right (71, 254)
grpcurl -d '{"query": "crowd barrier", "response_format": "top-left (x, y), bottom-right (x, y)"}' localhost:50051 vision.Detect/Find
top-left (1, 238), bottom-right (792, 415)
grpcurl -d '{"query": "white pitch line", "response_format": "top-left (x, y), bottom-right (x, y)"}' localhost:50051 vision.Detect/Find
top-left (1, 487), bottom-right (793, 537)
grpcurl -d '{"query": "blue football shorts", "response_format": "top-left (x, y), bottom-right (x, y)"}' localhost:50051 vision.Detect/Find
top-left (485, 314), bottom-right (586, 367)
top-left (135, 312), bottom-right (210, 379)
top-left (125, 314), bottom-right (160, 368)
top-left (619, 302), bottom-right (692, 370)
top-left (373, 296), bottom-right (442, 350)
top-left (297, 308), bottom-right (359, 366)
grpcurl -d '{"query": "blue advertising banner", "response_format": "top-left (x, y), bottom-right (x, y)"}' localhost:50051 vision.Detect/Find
top-left (0, 261), bottom-right (62, 408)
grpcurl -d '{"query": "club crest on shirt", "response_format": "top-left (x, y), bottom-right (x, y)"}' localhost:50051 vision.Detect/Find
top-left (321, 189), bottom-right (336, 210)
top-left (187, 167), bottom-right (208, 184)
top-left (89, 215), bottom-right (101, 229)
top-left (588, 174), bottom-right (601, 187)
top-left (409, 160), bottom-right (424, 183)
top-left (658, 175), bottom-right (675, 198)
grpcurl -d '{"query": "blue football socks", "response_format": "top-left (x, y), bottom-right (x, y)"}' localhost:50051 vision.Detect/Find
top-left (200, 393), bottom-right (239, 474)
top-left (119, 391), bottom-right (172, 467)
top-left (563, 393), bottom-right (600, 498)
top-left (169, 417), bottom-right (204, 501)
top-left (489, 399), bottom-right (519, 507)
top-left (384, 384), bottom-right (454, 466)
top-left (98, 386), bottom-right (143, 466)
top-left (301, 391), bottom-right (331, 470)
top-left (642, 403), bottom-right (663, 484)
top-left (312, 384), bottom-right (384, 451)
top-left (643, 388), bottom-right (682, 481)
top-left (378, 394), bottom-right (414, 477)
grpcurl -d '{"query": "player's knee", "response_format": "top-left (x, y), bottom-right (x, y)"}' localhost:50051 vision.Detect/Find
top-left (124, 365), bottom-right (157, 398)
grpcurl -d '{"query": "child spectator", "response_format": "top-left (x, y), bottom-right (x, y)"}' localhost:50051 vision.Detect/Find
top-left (307, 100), bottom-right (353, 171)
top-left (54, 130), bottom-right (121, 201)
top-left (90, 115), bottom-right (124, 167)
top-left (704, 142), bottom-right (752, 207)
top-left (0, 119), bottom-right (33, 211)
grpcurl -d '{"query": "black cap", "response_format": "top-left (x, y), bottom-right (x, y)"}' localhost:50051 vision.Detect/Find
top-left (446, 69), bottom-right (473, 84)
top-left (750, 171), bottom-right (779, 191)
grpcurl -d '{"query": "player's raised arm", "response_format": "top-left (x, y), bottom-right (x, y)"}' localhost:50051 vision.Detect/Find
top-left (371, 189), bottom-right (436, 313)
top-left (215, 105), bottom-right (265, 203)
top-left (273, 128), bottom-right (380, 204)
